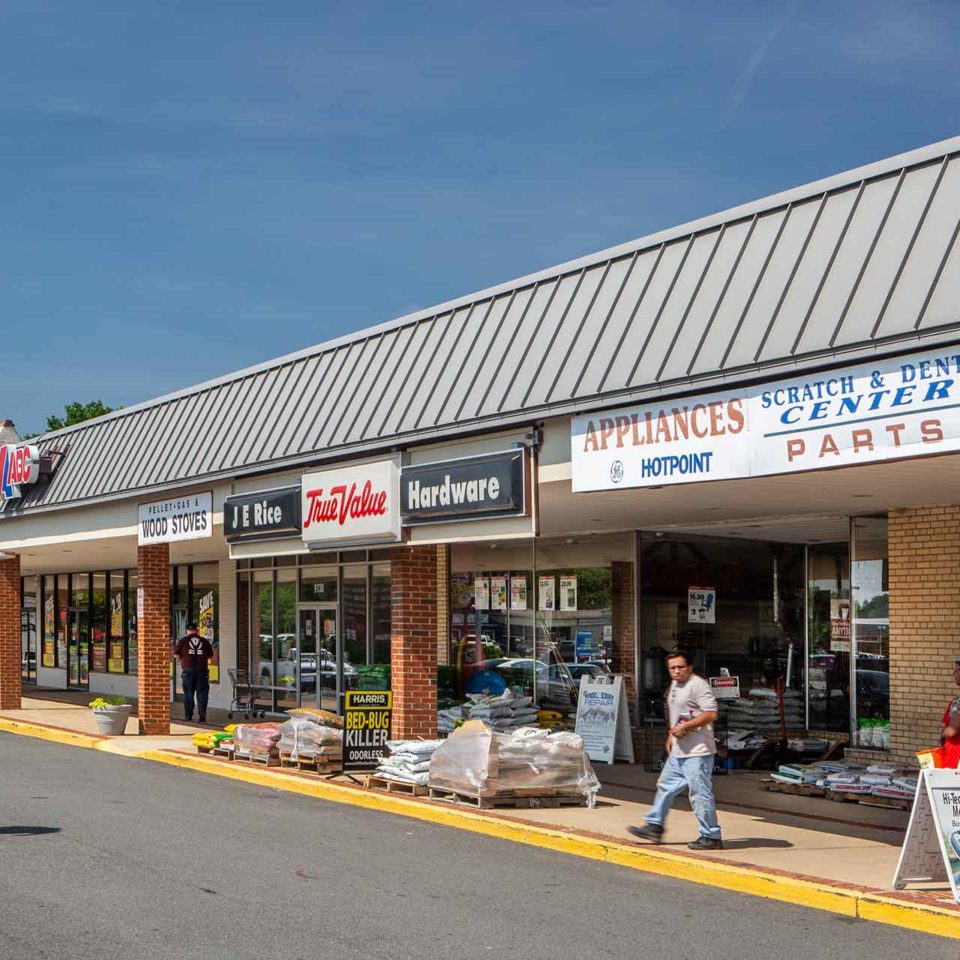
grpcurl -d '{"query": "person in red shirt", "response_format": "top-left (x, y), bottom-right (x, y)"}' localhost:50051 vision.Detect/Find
top-left (174, 623), bottom-right (214, 723)
top-left (941, 664), bottom-right (960, 769)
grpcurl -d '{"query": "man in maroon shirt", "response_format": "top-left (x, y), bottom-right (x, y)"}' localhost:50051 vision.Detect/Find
top-left (941, 663), bottom-right (960, 769)
top-left (174, 623), bottom-right (214, 723)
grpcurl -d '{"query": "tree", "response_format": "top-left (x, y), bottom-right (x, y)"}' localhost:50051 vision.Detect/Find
top-left (45, 400), bottom-right (115, 433)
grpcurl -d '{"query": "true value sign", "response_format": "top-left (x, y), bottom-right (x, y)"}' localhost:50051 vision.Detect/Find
top-left (300, 460), bottom-right (401, 547)
top-left (0, 444), bottom-right (40, 503)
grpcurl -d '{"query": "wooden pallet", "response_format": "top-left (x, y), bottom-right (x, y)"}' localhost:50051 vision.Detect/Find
top-left (859, 796), bottom-right (911, 811)
top-left (279, 752), bottom-right (342, 774)
top-left (827, 789), bottom-right (871, 804)
top-left (211, 747), bottom-right (234, 761)
top-left (234, 751), bottom-right (281, 767)
top-left (761, 779), bottom-right (825, 797)
top-left (428, 786), bottom-right (586, 809)
top-left (365, 775), bottom-right (429, 797)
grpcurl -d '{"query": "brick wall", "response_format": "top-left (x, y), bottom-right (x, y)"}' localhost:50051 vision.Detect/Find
top-left (436, 544), bottom-right (449, 667)
top-left (876, 505), bottom-right (960, 765)
top-left (612, 560), bottom-right (638, 725)
top-left (137, 543), bottom-right (171, 735)
top-left (390, 544), bottom-right (438, 740)
top-left (0, 554), bottom-right (21, 710)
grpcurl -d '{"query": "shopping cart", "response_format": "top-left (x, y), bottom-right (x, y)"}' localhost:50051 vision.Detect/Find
top-left (227, 668), bottom-right (267, 719)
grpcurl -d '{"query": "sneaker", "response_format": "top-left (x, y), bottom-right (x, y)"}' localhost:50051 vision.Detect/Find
top-left (627, 824), bottom-right (664, 844)
top-left (687, 836), bottom-right (723, 851)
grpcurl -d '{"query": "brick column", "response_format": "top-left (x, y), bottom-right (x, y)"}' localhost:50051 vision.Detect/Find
top-left (0, 553), bottom-right (22, 710)
top-left (137, 543), bottom-right (170, 735)
top-left (436, 544), bottom-right (449, 667)
top-left (882, 506), bottom-right (960, 765)
top-left (612, 560), bottom-right (637, 726)
top-left (390, 544), bottom-right (438, 740)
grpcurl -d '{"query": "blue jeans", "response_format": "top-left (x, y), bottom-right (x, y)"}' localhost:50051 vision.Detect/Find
top-left (181, 669), bottom-right (210, 720)
top-left (644, 754), bottom-right (721, 839)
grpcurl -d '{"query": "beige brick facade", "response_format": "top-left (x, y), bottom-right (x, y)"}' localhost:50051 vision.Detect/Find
top-left (872, 505), bottom-right (960, 765)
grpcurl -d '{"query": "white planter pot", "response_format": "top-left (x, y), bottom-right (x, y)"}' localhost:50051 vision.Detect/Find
top-left (92, 704), bottom-right (132, 736)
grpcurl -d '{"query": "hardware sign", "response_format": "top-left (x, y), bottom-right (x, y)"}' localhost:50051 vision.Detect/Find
top-left (400, 449), bottom-right (526, 525)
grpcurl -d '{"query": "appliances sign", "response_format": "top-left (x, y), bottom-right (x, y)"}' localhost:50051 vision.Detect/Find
top-left (138, 492), bottom-right (213, 546)
top-left (400, 449), bottom-right (526, 525)
top-left (572, 345), bottom-right (960, 491)
top-left (0, 444), bottom-right (40, 502)
top-left (301, 460), bottom-right (401, 547)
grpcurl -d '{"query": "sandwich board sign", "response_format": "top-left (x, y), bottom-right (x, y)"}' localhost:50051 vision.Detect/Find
top-left (575, 675), bottom-right (634, 765)
top-left (893, 768), bottom-right (960, 902)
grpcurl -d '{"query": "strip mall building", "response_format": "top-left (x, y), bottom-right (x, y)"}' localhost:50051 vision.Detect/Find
top-left (4, 136), bottom-right (960, 766)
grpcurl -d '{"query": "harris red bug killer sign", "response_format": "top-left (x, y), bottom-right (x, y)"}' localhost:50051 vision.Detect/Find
top-left (0, 444), bottom-right (40, 504)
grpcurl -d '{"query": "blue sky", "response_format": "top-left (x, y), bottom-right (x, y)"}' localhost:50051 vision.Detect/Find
top-left (2, 0), bottom-right (959, 434)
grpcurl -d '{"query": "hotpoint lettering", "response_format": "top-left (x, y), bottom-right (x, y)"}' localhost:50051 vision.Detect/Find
top-left (303, 480), bottom-right (388, 529)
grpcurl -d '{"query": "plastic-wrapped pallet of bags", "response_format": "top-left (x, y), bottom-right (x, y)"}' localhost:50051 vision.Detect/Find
top-left (278, 715), bottom-right (343, 761)
top-left (234, 722), bottom-right (282, 758)
top-left (428, 720), bottom-right (600, 807)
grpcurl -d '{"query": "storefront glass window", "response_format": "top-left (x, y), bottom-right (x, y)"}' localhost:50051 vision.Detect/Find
top-left (254, 570), bottom-right (274, 688)
top-left (300, 565), bottom-right (338, 604)
top-left (191, 564), bottom-right (220, 684)
top-left (640, 536), bottom-right (805, 730)
top-left (42, 575), bottom-right (56, 668)
top-left (21, 577), bottom-right (37, 681)
top-left (127, 573), bottom-right (138, 675)
top-left (371, 563), bottom-right (391, 667)
top-left (852, 517), bottom-right (890, 750)
top-left (807, 543), bottom-right (850, 733)
top-left (273, 569), bottom-right (297, 712)
top-left (342, 565), bottom-right (367, 682)
top-left (107, 572), bottom-right (126, 673)
top-left (56, 576), bottom-right (68, 668)
top-left (91, 573), bottom-right (107, 673)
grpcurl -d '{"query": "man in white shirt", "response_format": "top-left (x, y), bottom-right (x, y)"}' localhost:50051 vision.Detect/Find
top-left (628, 648), bottom-right (723, 851)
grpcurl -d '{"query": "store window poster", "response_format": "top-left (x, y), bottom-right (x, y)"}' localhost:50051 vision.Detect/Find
top-left (538, 576), bottom-right (555, 612)
top-left (474, 577), bottom-right (490, 610)
top-left (491, 576), bottom-right (507, 611)
top-left (560, 576), bottom-right (578, 612)
top-left (688, 586), bottom-right (716, 625)
top-left (510, 575), bottom-right (528, 610)
top-left (199, 589), bottom-right (219, 681)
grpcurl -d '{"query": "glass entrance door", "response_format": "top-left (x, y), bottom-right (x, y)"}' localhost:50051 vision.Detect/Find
top-left (297, 606), bottom-right (338, 712)
top-left (67, 608), bottom-right (90, 690)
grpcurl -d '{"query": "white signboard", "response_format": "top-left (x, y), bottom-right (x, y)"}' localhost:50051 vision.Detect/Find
top-left (560, 576), bottom-right (578, 612)
top-left (474, 577), bottom-right (490, 610)
top-left (301, 460), bottom-right (400, 547)
top-left (538, 576), bottom-right (555, 611)
top-left (688, 586), bottom-right (716, 624)
top-left (572, 345), bottom-right (960, 491)
top-left (510, 576), bottom-right (527, 610)
top-left (893, 768), bottom-right (960, 903)
top-left (575, 675), bottom-right (634, 765)
top-left (490, 576), bottom-right (507, 611)
top-left (709, 676), bottom-right (740, 700)
top-left (138, 492), bottom-right (213, 546)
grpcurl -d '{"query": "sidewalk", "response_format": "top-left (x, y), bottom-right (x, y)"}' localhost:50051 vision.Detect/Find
top-left (2, 690), bottom-right (957, 939)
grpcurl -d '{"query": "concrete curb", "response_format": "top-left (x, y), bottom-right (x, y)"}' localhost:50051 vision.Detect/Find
top-left (2, 716), bottom-right (958, 940)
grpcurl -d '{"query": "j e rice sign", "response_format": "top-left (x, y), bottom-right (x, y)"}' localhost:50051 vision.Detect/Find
top-left (572, 345), bottom-right (960, 491)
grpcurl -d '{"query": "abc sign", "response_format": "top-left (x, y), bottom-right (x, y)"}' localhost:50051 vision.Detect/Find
top-left (0, 444), bottom-right (40, 501)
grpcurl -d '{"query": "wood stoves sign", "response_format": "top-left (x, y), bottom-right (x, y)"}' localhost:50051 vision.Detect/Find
top-left (300, 460), bottom-right (401, 547)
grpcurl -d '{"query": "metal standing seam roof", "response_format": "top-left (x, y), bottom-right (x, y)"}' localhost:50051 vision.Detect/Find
top-left (8, 134), bottom-right (960, 516)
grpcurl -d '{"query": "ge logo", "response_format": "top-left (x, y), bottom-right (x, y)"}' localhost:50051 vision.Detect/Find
top-left (610, 460), bottom-right (624, 484)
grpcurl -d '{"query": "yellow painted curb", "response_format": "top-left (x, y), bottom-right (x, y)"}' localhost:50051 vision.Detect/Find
top-left (0, 716), bottom-right (103, 751)
top-left (3, 717), bottom-right (958, 941)
top-left (143, 748), bottom-right (960, 941)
